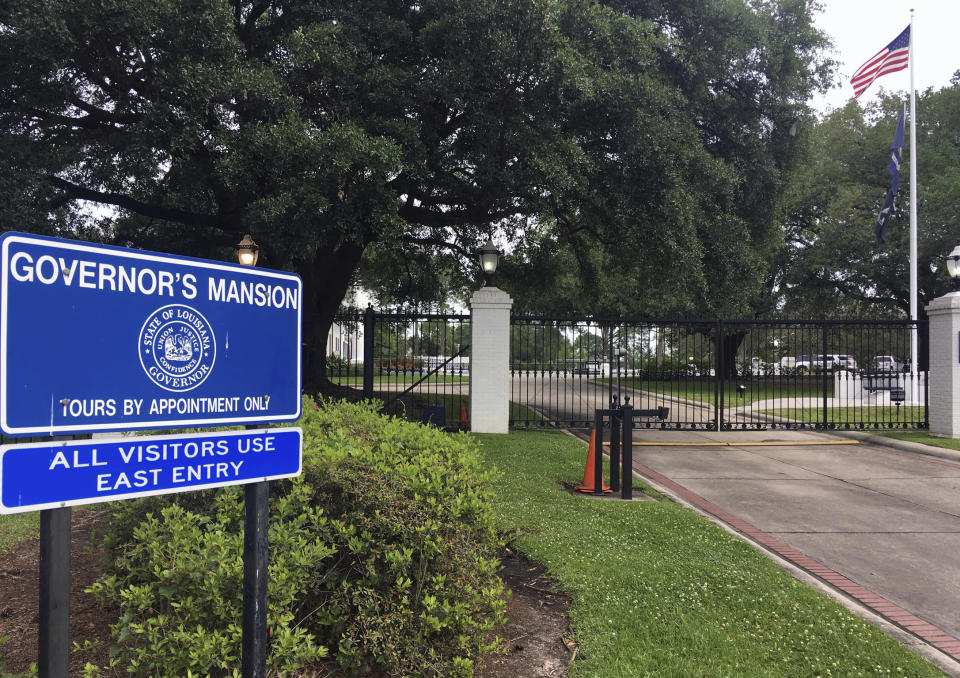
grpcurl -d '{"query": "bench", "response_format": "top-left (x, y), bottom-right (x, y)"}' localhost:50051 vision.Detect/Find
top-left (634, 406), bottom-right (670, 420)
top-left (863, 373), bottom-right (899, 392)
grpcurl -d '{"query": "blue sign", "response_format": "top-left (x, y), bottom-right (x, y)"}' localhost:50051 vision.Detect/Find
top-left (0, 428), bottom-right (302, 513)
top-left (0, 232), bottom-right (302, 435)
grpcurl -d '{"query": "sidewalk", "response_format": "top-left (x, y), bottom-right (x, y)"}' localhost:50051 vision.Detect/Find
top-left (627, 428), bottom-right (960, 675)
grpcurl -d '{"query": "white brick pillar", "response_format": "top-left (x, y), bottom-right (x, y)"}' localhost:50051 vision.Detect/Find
top-left (926, 293), bottom-right (960, 437)
top-left (469, 286), bottom-right (513, 434)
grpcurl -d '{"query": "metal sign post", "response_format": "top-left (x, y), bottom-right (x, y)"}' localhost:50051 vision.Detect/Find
top-left (38, 506), bottom-right (70, 678)
top-left (242, 480), bottom-right (269, 678)
top-left (620, 405), bottom-right (633, 500)
top-left (594, 403), bottom-right (661, 501)
top-left (609, 401), bottom-right (621, 493)
top-left (592, 410), bottom-right (605, 496)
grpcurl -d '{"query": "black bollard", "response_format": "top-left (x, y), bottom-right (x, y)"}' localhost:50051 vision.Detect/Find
top-left (621, 405), bottom-right (633, 500)
top-left (610, 410), bottom-right (621, 492)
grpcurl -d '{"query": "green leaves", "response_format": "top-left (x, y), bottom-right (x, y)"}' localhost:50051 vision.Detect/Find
top-left (86, 397), bottom-right (504, 676)
top-left (88, 496), bottom-right (331, 675)
top-left (495, 0), bottom-right (830, 318)
top-left (2, 0), bottom-right (831, 387)
top-left (779, 82), bottom-right (960, 320)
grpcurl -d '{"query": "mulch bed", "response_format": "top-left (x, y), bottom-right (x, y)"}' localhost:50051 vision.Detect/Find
top-left (478, 547), bottom-right (573, 678)
top-left (0, 508), bottom-right (116, 674)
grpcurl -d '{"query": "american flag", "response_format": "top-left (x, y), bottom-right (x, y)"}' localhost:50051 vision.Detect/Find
top-left (850, 26), bottom-right (910, 99)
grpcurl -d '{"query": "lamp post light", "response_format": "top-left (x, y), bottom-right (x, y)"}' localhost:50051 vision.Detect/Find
top-left (236, 234), bottom-right (259, 267)
top-left (233, 234), bottom-right (268, 678)
top-left (947, 240), bottom-right (960, 292)
top-left (479, 238), bottom-right (500, 287)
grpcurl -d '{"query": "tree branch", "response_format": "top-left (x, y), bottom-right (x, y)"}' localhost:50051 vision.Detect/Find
top-left (233, 0), bottom-right (273, 46)
top-left (564, 223), bottom-right (616, 247)
top-left (402, 234), bottom-right (474, 259)
top-left (244, 1), bottom-right (273, 35)
top-left (48, 176), bottom-right (216, 227)
top-left (396, 202), bottom-right (517, 229)
top-left (66, 97), bottom-right (140, 125)
top-left (27, 107), bottom-right (136, 132)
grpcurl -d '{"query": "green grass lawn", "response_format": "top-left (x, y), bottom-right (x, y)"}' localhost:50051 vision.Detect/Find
top-left (477, 430), bottom-right (945, 677)
top-left (876, 430), bottom-right (960, 450)
top-left (330, 374), bottom-right (469, 386)
top-left (762, 406), bottom-right (925, 427)
top-left (609, 378), bottom-right (833, 405)
top-left (0, 512), bottom-right (39, 554)
top-left (385, 392), bottom-right (540, 428)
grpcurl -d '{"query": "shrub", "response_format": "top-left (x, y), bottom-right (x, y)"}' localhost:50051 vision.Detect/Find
top-left (301, 402), bottom-right (504, 676)
top-left (87, 397), bottom-right (504, 677)
top-left (88, 482), bottom-right (332, 675)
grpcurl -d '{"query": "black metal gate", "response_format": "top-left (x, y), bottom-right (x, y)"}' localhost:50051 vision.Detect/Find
top-left (327, 310), bottom-right (470, 429)
top-left (327, 312), bottom-right (928, 432)
top-left (510, 317), bottom-right (928, 431)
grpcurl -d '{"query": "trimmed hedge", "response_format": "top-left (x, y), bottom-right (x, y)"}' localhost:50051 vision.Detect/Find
top-left (86, 397), bottom-right (505, 677)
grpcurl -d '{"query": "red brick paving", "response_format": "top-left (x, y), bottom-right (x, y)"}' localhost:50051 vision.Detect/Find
top-left (631, 458), bottom-right (960, 662)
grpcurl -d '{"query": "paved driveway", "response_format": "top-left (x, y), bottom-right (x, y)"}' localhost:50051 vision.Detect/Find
top-left (509, 376), bottom-right (717, 427)
top-left (627, 429), bottom-right (960, 673)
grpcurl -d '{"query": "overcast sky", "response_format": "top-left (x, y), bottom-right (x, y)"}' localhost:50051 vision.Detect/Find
top-left (810, 1), bottom-right (960, 114)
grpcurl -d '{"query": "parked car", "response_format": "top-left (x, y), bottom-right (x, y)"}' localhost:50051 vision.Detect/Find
top-left (794, 354), bottom-right (856, 372)
top-left (874, 355), bottom-right (903, 372)
top-left (794, 354), bottom-right (828, 372)
top-left (571, 360), bottom-right (603, 376)
top-left (833, 354), bottom-right (858, 370)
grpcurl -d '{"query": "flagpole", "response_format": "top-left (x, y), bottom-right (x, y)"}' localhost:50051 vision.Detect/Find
top-left (909, 9), bottom-right (918, 381)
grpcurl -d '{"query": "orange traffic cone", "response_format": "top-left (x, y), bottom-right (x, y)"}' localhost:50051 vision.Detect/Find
top-left (575, 430), bottom-right (611, 493)
top-left (459, 404), bottom-right (468, 430)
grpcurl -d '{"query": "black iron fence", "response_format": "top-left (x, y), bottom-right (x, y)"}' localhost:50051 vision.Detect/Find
top-left (716, 319), bottom-right (927, 431)
top-left (509, 316), bottom-right (617, 428)
top-left (510, 317), bottom-right (927, 431)
top-left (327, 310), bottom-right (470, 428)
top-left (327, 311), bottom-right (927, 432)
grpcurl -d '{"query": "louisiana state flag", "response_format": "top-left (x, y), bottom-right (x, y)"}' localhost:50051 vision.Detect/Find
top-left (875, 103), bottom-right (905, 247)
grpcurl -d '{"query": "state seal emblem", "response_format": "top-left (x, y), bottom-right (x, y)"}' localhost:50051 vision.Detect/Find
top-left (139, 304), bottom-right (216, 392)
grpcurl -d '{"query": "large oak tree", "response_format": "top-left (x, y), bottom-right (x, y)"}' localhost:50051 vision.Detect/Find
top-left (0, 0), bottom-right (830, 390)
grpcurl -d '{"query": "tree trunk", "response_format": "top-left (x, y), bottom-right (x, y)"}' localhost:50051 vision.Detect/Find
top-left (298, 242), bottom-right (367, 395)
top-left (719, 330), bottom-right (746, 379)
